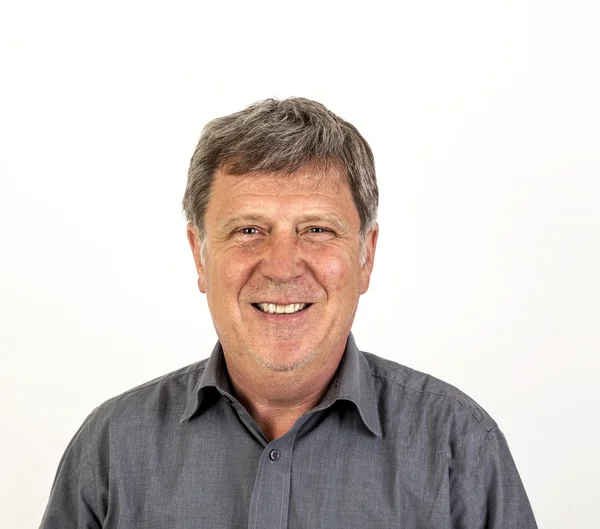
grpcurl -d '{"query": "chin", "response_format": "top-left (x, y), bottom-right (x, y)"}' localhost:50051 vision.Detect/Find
top-left (248, 343), bottom-right (318, 373)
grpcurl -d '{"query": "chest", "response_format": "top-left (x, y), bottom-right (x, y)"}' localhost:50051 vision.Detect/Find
top-left (103, 415), bottom-right (451, 529)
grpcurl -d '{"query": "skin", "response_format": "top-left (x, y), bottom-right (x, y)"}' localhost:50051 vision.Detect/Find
top-left (187, 165), bottom-right (378, 441)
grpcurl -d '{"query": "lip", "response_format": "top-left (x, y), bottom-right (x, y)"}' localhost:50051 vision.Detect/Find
top-left (249, 303), bottom-right (314, 321)
top-left (251, 300), bottom-right (313, 305)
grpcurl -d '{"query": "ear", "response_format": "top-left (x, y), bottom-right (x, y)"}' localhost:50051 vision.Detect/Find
top-left (186, 223), bottom-right (206, 293)
top-left (359, 224), bottom-right (379, 295)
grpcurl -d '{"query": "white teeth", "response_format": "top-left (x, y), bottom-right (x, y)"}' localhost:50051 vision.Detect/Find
top-left (256, 303), bottom-right (307, 314)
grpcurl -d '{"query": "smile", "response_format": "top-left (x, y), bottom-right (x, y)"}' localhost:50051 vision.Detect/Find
top-left (252, 303), bottom-right (311, 314)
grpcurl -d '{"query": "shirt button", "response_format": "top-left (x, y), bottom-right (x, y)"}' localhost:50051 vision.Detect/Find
top-left (269, 449), bottom-right (281, 462)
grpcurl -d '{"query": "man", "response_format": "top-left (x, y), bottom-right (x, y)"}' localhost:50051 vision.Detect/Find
top-left (40, 98), bottom-right (538, 528)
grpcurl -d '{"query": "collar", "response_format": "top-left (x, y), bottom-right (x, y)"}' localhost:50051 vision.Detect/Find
top-left (180, 333), bottom-right (382, 438)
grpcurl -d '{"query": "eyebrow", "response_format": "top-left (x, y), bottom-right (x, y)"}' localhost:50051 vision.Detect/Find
top-left (217, 214), bottom-right (269, 233)
top-left (218, 213), bottom-right (347, 232)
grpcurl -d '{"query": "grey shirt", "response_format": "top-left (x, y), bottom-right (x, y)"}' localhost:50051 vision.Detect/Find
top-left (40, 334), bottom-right (537, 528)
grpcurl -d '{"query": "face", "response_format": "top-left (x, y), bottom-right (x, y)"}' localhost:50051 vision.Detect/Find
top-left (187, 165), bottom-right (378, 376)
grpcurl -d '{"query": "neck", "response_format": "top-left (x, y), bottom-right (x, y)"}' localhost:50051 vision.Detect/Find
top-left (223, 350), bottom-right (343, 441)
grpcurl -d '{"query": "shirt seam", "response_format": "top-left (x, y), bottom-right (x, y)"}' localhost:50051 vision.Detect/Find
top-left (449, 425), bottom-right (500, 511)
top-left (102, 366), bottom-right (207, 404)
top-left (80, 415), bottom-right (100, 523)
top-left (370, 372), bottom-right (495, 433)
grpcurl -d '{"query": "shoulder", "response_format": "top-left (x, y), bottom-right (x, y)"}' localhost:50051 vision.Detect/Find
top-left (83, 359), bottom-right (208, 433)
top-left (361, 350), bottom-right (497, 434)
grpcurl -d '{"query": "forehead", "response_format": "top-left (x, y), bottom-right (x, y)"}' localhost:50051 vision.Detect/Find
top-left (207, 164), bottom-right (354, 210)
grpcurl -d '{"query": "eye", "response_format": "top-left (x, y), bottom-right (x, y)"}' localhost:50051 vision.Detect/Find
top-left (304, 227), bottom-right (336, 238)
top-left (239, 227), bottom-right (260, 235)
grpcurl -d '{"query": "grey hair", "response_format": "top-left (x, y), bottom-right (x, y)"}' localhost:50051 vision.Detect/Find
top-left (182, 97), bottom-right (378, 248)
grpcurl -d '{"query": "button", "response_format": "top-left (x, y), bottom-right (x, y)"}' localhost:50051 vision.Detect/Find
top-left (269, 449), bottom-right (281, 462)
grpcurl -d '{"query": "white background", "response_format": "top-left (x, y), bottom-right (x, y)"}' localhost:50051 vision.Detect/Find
top-left (1, 1), bottom-right (599, 527)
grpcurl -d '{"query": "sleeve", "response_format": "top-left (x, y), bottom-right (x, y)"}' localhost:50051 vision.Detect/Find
top-left (450, 426), bottom-right (538, 529)
top-left (39, 412), bottom-right (106, 529)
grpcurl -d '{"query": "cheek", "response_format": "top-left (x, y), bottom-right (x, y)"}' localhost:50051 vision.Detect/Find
top-left (206, 255), bottom-right (255, 297)
top-left (316, 254), bottom-right (355, 293)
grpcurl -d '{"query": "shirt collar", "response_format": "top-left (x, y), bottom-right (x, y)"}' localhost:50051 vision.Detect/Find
top-left (181, 333), bottom-right (382, 438)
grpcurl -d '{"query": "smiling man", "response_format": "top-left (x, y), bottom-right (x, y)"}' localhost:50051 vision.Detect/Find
top-left (40, 98), bottom-right (537, 528)
top-left (186, 160), bottom-right (377, 441)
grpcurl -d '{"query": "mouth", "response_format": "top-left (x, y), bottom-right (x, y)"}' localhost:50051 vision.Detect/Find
top-left (251, 302), bottom-right (312, 315)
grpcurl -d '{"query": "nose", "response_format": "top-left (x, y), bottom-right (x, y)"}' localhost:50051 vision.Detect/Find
top-left (259, 230), bottom-right (305, 283)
